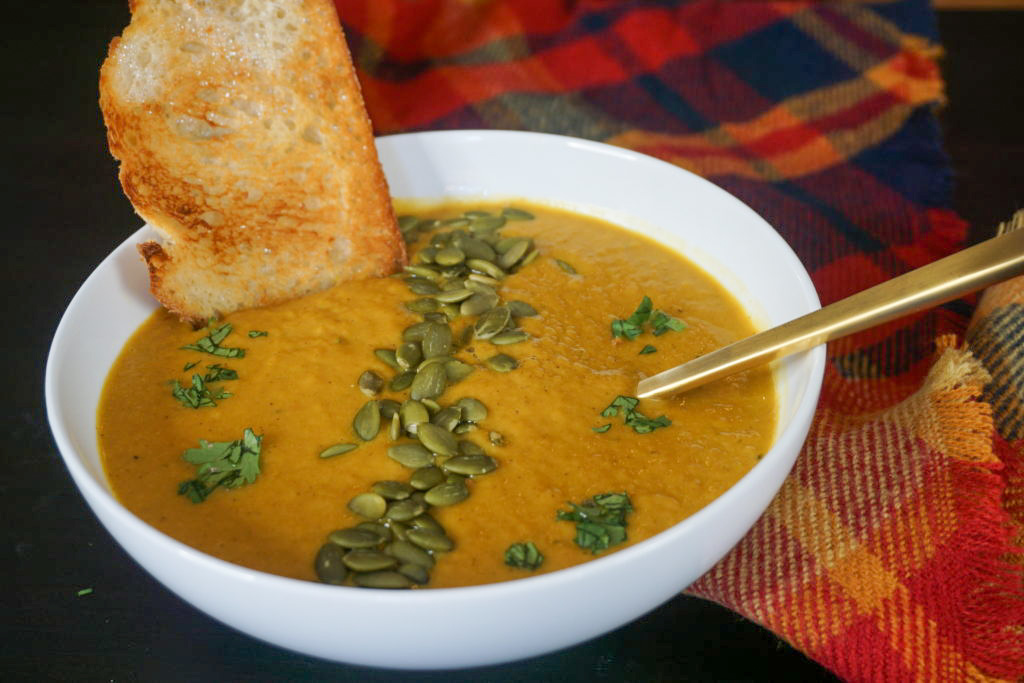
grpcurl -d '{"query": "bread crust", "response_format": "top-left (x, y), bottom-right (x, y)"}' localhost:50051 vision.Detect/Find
top-left (100, 0), bottom-right (405, 325)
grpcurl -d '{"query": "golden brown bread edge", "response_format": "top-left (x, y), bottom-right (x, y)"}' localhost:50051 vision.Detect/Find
top-left (99, 0), bottom-right (406, 326)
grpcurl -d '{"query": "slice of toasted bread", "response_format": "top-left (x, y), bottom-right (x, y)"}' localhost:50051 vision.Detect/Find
top-left (100, 0), bottom-right (405, 325)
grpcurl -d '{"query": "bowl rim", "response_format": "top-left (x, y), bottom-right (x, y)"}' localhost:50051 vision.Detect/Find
top-left (44, 128), bottom-right (825, 651)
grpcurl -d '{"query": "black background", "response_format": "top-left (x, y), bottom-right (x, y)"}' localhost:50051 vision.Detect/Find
top-left (4, 3), bottom-right (1021, 680)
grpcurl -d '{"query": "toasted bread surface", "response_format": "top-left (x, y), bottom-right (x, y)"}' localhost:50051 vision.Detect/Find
top-left (100, 0), bottom-right (405, 325)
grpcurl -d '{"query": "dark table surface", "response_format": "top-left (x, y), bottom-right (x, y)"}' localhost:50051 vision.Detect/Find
top-left (4, 3), bottom-right (1021, 680)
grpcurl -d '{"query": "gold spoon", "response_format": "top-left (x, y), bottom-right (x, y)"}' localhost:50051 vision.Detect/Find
top-left (637, 218), bottom-right (1024, 399)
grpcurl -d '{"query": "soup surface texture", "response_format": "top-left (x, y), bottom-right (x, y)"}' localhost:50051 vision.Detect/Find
top-left (98, 202), bottom-right (775, 588)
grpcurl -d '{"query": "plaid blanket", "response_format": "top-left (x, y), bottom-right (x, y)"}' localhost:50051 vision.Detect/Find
top-left (335, 1), bottom-right (1024, 679)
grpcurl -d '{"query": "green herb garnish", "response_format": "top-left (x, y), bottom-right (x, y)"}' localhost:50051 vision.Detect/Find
top-left (248, 330), bottom-right (268, 338)
top-left (611, 296), bottom-right (685, 340)
top-left (181, 322), bottom-right (246, 358)
top-left (639, 345), bottom-right (657, 355)
top-left (556, 492), bottom-right (633, 554)
top-left (600, 395), bottom-right (671, 434)
top-left (183, 361), bottom-right (199, 371)
top-left (178, 428), bottom-right (262, 503)
top-left (76, 588), bottom-right (93, 597)
top-left (592, 424), bottom-right (612, 433)
top-left (504, 541), bottom-right (545, 570)
top-left (170, 365), bottom-right (236, 408)
top-left (203, 363), bottom-right (238, 382)
top-left (554, 259), bottom-right (577, 275)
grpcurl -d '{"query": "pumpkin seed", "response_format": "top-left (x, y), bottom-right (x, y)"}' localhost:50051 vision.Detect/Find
top-left (372, 480), bottom-right (414, 500)
top-left (470, 215), bottom-right (506, 233)
top-left (417, 218), bottom-right (441, 232)
top-left (406, 527), bottom-right (455, 552)
top-left (464, 210), bottom-right (492, 218)
top-left (410, 466), bottom-right (446, 490)
top-left (402, 321), bottom-right (431, 343)
top-left (328, 527), bottom-right (384, 549)
top-left (502, 207), bottom-right (534, 221)
top-left (432, 406), bottom-right (463, 431)
top-left (389, 521), bottom-right (410, 542)
top-left (379, 399), bottom-right (401, 419)
top-left (387, 540), bottom-right (435, 569)
top-left (314, 543), bottom-right (348, 584)
top-left (489, 431), bottom-right (505, 446)
top-left (454, 423), bottom-right (476, 434)
top-left (417, 246), bottom-right (437, 264)
top-left (387, 443), bottom-right (434, 468)
top-left (385, 497), bottom-right (427, 522)
top-left (353, 400), bottom-right (381, 441)
top-left (485, 353), bottom-right (518, 372)
top-left (416, 422), bottom-right (458, 457)
top-left (388, 412), bottom-right (402, 441)
top-left (421, 398), bottom-right (442, 415)
top-left (455, 397), bottom-right (488, 423)
top-left (397, 215), bottom-right (420, 232)
top-left (319, 443), bottom-right (358, 459)
top-left (396, 342), bottom-right (422, 370)
top-left (400, 400), bottom-right (430, 429)
top-left (421, 323), bottom-right (453, 358)
top-left (455, 236), bottom-right (497, 261)
top-left (507, 300), bottom-right (538, 317)
top-left (424, 479), bottom-right (470, 506)
top-left (343, 549), bottom-right (397, 572)
top-left (405, 297), bottom-right (440, 314)
top-left (440, 303), bottom-right (460, 322)
top-left (465, 259), bottom-right (506, 281)
top-left (389, 370), bottom-right (415, 391)
top-left (457, 440), bottom-right (486, 457)
top-left (441, 217), bottom-right (470, 228)
top-left (406, 278), bottom-right (442, 296)
top-left (354, 570), bottom-right (413, 589)
top-left (443, 454), bottom-right (498, 476)
top-left (416, 355), bottom-right (451, 373)
top-left (397, 563), bottom-right (430, 585)
top-left (434, 288), bottom-right (473, 303)
top-left (474, 305), bottom-right (511, 339)
top-left (348, 492), bottom-right (387, 520)
top-left (404, 264), bottom-right (442, 280)
top-left (490, 330), bottom-right (530, 345)
top-left (374, 348), bottom-right (401, 371)
top-left (498, 238), bottom-right (531, 269)
top-left (460, 291), bottom-right (500, 316)
top-left (520, 248), bottom-right (540, 267)
top-left (467, 273), bottom-right (502, 289)
top-left (434, 246), bottom-right (466, 266)
top-left (494, 237), bottom-right (518, 254)
top-left (410, 513), bottom-right (445, 533)
top-left (445, 359), bottom-right (475, 383)
top-left (410, 362), bottom-right (446, 400)
top-left (356, 521), bottom-right (392, 541)
top-left (358, 370), bottom-right (384, 397)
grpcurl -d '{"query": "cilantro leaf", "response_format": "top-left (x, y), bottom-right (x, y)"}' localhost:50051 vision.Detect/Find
top-left (639, 345), bottom-right (657, 355)
top-left (651, 310), bottom-right (686, 336)
top-left (599, 395), bottom-right (671, 434)
top-left (203, 364), bottom-right (238, 382)
top-left (593, 424), bottom-right (612, 433)
top-left (504, 541), bottom-right (545, 570)
top-left (178, 428), bottom-right (263, 503)
top-left (248, 330), bottom-right (268, 338)
top-left (556, 492), bottom-right (633, 554)
top-left (611, 296), bottom-right (686, 341)
top-left (181, 322), bottom-right (246, 358)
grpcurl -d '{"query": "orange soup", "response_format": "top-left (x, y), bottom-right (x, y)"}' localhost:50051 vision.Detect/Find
top-left (98, 202), bottom-right (775, 588)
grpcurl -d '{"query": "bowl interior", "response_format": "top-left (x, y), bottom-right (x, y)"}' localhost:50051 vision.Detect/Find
top-left (46, 130), bottom-right (824, 669)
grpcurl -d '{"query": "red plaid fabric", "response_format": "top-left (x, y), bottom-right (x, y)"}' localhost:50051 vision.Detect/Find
top-left (334, 1), bottom-right (1024, 679)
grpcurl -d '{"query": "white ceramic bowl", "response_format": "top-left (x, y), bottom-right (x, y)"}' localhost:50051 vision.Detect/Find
top-left (46, 130), bottom-right (824, 669)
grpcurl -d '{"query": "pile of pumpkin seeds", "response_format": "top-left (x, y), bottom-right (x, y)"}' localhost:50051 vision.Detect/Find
top-left (314, 206), bottom-right (541, 589)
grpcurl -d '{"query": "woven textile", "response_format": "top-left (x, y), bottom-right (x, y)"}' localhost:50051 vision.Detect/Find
top-left (334, 1), bottom-right (1024, 679)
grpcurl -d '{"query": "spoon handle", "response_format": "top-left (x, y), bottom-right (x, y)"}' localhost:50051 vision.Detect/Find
top-left (637, 226), bottom-right (1024, 399)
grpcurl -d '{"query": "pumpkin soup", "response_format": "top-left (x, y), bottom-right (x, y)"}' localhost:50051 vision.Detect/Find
top-left (98, 202), bottom-right (775, 588)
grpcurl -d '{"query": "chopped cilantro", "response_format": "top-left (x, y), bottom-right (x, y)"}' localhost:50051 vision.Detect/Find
top-left (171, 366), bottom-right (236, 409)
top-left (76, 588), bottom-right (93, 597)
top-left (183, 361), bottom-right (199, 371)
top-left (181, 322), bottom-right (246, 358)
top-left (248, 330), bottom-right (268, 338)
top-left (593, 424), bottom-right (612, 433)
top-left (504, 541), bottom-right (545, 570)
top-left (178, 428), bottom-right (263, 503)
top-left (557, 492), bottom-right (633, 554)
top-left (600, 395), bottom-right (671, 434)
top-left (611, 296), bottom-right (686, 341)
top-left (639, 345), bottom-right (657, 355)
top-left (203, 364), bottom-right (238, 382)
